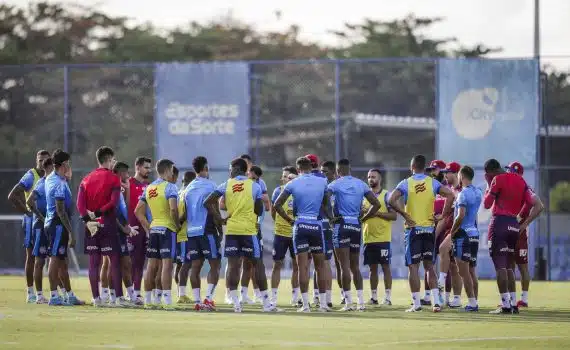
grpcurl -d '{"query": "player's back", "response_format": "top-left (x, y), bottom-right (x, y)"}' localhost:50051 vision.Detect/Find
top-left (80, 168), bottom-right (120, 214)
top-left (33, 177), bottom-right (48, 217)
top-left (145, 178), bottom-right (178, 231)
top-left (328, 176), bottom-right (370, 222)
top-left (285, 174), bottom-right (327, 219)
top-left (222, 175), bottom-right (260, 235)
top-left (457, 185), bottom-right (482, 233)
top-left (272, 185), bottom-right (294, 237)
top-left (488, 173), bottom-right (531, 217)
top-left (185, 177), bottom-right (216, 236)
top-left (21, 168), bottom-right (41, 208)
top-left (128, 177), bottom-right (147, 226)
top-left (44, 172), bottom-right (71, 227)
top-left (397, 174), bottom-right (441, 228)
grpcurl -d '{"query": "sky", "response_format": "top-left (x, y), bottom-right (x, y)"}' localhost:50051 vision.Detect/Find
top-left (9, 0), bottom-right (570, 68)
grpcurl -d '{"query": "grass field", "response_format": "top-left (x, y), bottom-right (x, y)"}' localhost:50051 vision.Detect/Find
top-left (1, 276), bottom-right (569, 349)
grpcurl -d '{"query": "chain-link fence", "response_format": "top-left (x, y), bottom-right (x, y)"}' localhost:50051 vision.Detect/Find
top-left (1, 58), bottom-right (569, 280)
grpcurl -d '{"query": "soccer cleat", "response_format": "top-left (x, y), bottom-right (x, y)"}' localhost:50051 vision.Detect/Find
top-left (448, 299), bottom-right (462, 308)
top-left (160, 303), bottom-right (177, 311)
top-left (36, 295), bottom-right (49, 304)
top-left (432, 304), bottom-right (442, 313)
top-left (405, 306), bottom-right (422, 312)
top-left (240, 295), bottom-right (255, 305)
top-left (26, 294), bottom-right (37, 304)
top-left (318, 305), bottom-right (333, 312)
top-left (340, 298), bottom-right (346, 305)
top-left (203, 298), bottom-right (216, 311)
top-left (115, 297), bottom-right (133, 308)
top-left (233, 305), bottom-right (243, 313)
top-left (291, 299), bottom-right (302, 307)
top-left (193, 303), bottom-right (204, 311)
top-left (144, 303), bottom-right (159, 310)
top-left (463, 305), bottom-right (479, 312)
top-left (489, 307), bottom-right (513, 314)
top-left (131, 296), bottom-right (144, 307)
top-left (297, 306), bottom-right (311, 313)
top-left (368, 298), bottom-right (379, 305)
top-left (177, 295), bottom-right (193, 305)
top-left (327, 302), bottom-right (333, 308)
top-left (340, 305), bottom-right (356, 312)
top-left (516, 300), bottom-right (528, 308)
top-left (225, 295), bottom-right (233, 305)
top-left (92, 297), bottom-right (104, 307)
top-left (512, 306), bottom-right (520, 314)
top-left (263, 305), bottom-right (284, 312)
top-left (48, 296), bottom-right (69, 306)
top-left (67, 295), bottom-right (85, 306)
top-left (356, 304), bottom-right (366, 311)
top-left (420, 299), bottom-right (432, 306)
top-left (381, 299), bottom-right (392, 306)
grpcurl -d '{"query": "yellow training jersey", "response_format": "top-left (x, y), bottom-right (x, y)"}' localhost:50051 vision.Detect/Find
top-left (177, 187), bottom-right (188, 243)
top-left (144, 179), bottom-right (178, 232)
top-left (24, 168), bottom-right (41, 211)
top-left (223, 176), bottom-right (260, 236)
top-left (273, 185), bottom-right (293, 238)
top-left (404, 175), bottom-right (436, 228)
top-left (362, 189), bottom-right (392, 243)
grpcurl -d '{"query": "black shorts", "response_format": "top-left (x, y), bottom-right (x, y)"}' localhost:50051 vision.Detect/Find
top-left (180, 234), bottom-right (221, 262)
top-left (453, 230), bottom-right (479, 267)
top-left (363, 242), bottom-right (391, 265)
top-left (118, 232), bottom-right (129, 257)
top-left (333, 220), bottom-right (362, 253)
top-left (32, 221), bottom-right (49, 258)
top-left (146, 227), bottom-right (176, 260)
top-left (404, 226), bottom-right (435, 266)
top-left (224, 234), bottom-right (262, 259)
top-left (292, 221), bottom-right (324, 255)
top-left (272, 234), bottom-right (295, 261)
top-left (323, 228), bottom-right (334, 260)
top-left (46, 222), bottom-right (68, 259)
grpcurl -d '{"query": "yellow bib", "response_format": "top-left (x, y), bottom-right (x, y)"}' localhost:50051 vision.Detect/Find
top-left (146, 181), bottom-right (177, 232)
top-left (405, 176), bottom-right (435, 228)
top-left (25, 169), bottom-right (41, 211)
top-left (177, 187), bottom-right (188, 243)
top-left (225, 178), bottom-right (257, 235)
top-left (362, 189), bottom-right (392, 243)
top-left (274, 185), bottom-right (294, 238)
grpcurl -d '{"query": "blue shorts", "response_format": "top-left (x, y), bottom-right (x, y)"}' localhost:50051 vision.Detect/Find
top-left (146, 227), bottom-right (176, 260)
top-left (363, 242), bottom-right (391, 265)
top-left (22, 215), bottom-right (33, 248)
top-left (292, 221), bottom-right (324, 255)
top-left (117, 232), bottom-right (129, 257)
top-left (272, 234), bottom-right (295, 261)
top-left (323, 227), bottom-right (334, 260)
top-left (46, 223), bottom-right (68, 259)
top-left (453, 229), bottom-right (479, 267)
top-left (180, 234), bottom-right (221, 262)
top-left (333, 220), bottom-right (362, 253)
top-left (224, 234), bottom-right (262, 259)
top-left (32, 221), bottom-right (49, 258)
top-left (404, 226), bottom-right (435, 266)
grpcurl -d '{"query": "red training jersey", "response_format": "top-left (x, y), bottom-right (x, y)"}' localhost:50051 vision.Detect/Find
top-left (77, 168), bottom-right (121, 223)
top-left (484, 173), bottom-right (534, 217)
top-left (128, 177), bottom-right (147, 227)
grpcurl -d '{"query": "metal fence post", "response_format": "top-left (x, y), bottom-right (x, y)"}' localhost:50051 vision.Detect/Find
top-left (334, 61), bottom-right (341, 161)
top-left (63, 65), bottom-right (69, 152)
top-left (251, 72), bottom-right (261, 163)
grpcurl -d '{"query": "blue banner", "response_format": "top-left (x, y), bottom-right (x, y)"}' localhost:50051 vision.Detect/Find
top-left (155, 62), bottom-right (250, 169)
top-left (437, 59), bottom-right (539, 167)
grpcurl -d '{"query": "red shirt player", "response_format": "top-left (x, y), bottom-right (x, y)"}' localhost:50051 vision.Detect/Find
top-left (77, 146), bottom-right (122, 305)
top-left (127, 157), bottom-right (152, 298)
top-left (483, 158), bottom-right (542, 314)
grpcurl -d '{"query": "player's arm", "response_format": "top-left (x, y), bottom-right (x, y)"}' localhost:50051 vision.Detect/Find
top-left (8, 183), bottom-right (30, 215)
top-left (483, 177), bottom-right (500, 210)
top-left (204, 191), bottom-right (226, 226)
top-left (519, 191), bottom-right (544, 232)
top-left (178, 196), bottom-right (186, 226)
top-left (361, 191), bottom-right (380, 222)
top-left (274, 190), bottom-right (293, 225)
top-left (438, 185), bottom-right (455, 218)
top-left (218, 197), bottom-right (227, 211)
top-left (450, 206), bottom-right (466, 238)
top-left (26, 191), bottom-right (45, 223)
top-left (388, 188), bottom-right (415, 227)
top-left (97, 176), bottom-right (122, 216)
top-left (134, 200), bottom-right (151, 234)
top-left (55, 184), bottom-right (75, 248)
top-left (322, 191), bottom-right (336, 223)
top-left (168, 197), bottom-right (180, 232)
top-left (376, 206), bottom-right (397, 221)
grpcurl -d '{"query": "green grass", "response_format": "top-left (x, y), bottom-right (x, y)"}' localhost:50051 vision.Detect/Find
top-left (1, 276), bottom-right (570, 349)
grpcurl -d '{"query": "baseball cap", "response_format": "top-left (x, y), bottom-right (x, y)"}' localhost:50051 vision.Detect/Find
top-left (305, 154), bottom-right (319, 167)
top-left (426, 160), bottom-right (446, 171)
top-left (442, 161), bottom-right (461, 173)
top-left (505, 161), bottom-right (524, 175)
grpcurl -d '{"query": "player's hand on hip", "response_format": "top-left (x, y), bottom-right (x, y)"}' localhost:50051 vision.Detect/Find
top-left (404, 216), bottom-right (416, 227)
top-left (129, 225), bottom-right (139, 236)
top-left (87, 210), bottom-right (97, 220)
top-left (68, 237), bottom-right (76, 248)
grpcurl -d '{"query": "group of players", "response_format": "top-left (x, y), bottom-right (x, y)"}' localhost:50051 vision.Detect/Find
top-left (8, 147), bottom-right (543, 313)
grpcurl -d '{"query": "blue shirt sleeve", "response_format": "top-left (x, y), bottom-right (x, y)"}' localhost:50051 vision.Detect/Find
top-left (252, 182), bottom-right (262, 201)
top-left (215, 181), bottom-right (227, 196)
top-left (165, 183), bottom-right (178, 200)
top-left (271, 187), bottom-right (281, 203)
top-left (395, 179), bottom-right (408, 196)
top-left (432, 179), bottom-right (442, 196)
top-left (283, 181), bottom-right (294, 195)
top-left (456, 191), bottom-right (467, 208)
top-left (139, 187), bottom-right (147, 203)
top-left (32, 181), bottom-right (43, 196)
top-left (119, 193), bottom-right (128, 220)
top-left (19, 170), bottom-right (35, 191)
top-left (53, 179), bottom-right (66, 200)
top-left (384, 191), bottom-right (392, 209)
top-left (259, 179), bottom-right (268, 194)
top-left (361, 179), bottom-right (372, 197)
top-left (327, 180), bottom-right (337, 194)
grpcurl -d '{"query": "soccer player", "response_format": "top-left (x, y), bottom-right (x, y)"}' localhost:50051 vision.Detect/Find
top-left (505, 161), bottom-right (533, 307)
top-left (389, 155), bottom-right (454, 312)
top-left (175, 170), bottom-right (196, 304)
top-left (128, 156), bottom-right (152, 301)
top-left (45, 150), bottom-right (81, 305)
top-left (362, 168), bottom-right (396, 305)
top-left (437, 161), bottom-right (464, 308)
top-left (449, 166), bottom-right (482, 312)
top-left (273, 156), bottom-right (332, 312)
top-left (328, 159), bottom-right (380, 311)
top-left (270, 166), bottom-right (299, 305)
top-left (26, 157), bottom-right (54, 304)
top-left (204, 158), bottom-right (278, 312)
top-left (181, 157), bottom-right (221, 310)
top-left (77, 146), bottom-right (123, 306)
top-left (483, 159), bottom-right (543, 314)
top-left (8, 149), bottom-right (50, 302)
top-left (320, 160), bottom-right (341, 305)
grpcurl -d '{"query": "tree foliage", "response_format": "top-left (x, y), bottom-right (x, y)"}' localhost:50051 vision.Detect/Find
top-left (550, 181), bottom-right (570, 213)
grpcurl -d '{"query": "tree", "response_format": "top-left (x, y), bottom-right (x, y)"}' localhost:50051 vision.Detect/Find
top-left (550, 181), bottom-right (570, 213)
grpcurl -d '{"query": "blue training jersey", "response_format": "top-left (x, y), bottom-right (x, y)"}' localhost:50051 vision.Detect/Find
top-left (32, 177), bottom-right (48, 226)
top-left (185, 176), bottom-right (217, 237)
top-left (283, 174), bottom-right (327, 224)
top-left (327, 175), bottom-right (372, 225)
top-left (395, 173), bottom-right (442, 204)
top-left (44, 172), bottom-right (72, 227)
top-left (456, 185), bottom-right (482, 236)
top-left (257, 178), bottom-right (268, 225)
top-left (117, 192), bottom-right (128, 225)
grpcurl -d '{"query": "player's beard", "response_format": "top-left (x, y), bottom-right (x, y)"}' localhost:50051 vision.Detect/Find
top-left (369, 180), bottom-right (378, 189)
top-left (433, 173), bottom-right (444, 183)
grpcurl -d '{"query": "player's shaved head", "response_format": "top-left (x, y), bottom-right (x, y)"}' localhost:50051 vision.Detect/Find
top-left (484, 158), bottom-right (502, 174)
top-left (336, 158), bottom-right (351, 176)
top-left (96, 146), bottom-right (115, 166)
top-left (296, 157), bottom-right (312, 172)
top-left (113, 161), bottom-right (129, 174)
top-left (230, 158), bottom-right (248, 177)
top-left (156, 158), bottom-right (174, 175)
top-left (460, 165), bottom-right (475, 181)
top-left (411, 155), bottom-right (426, 172)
